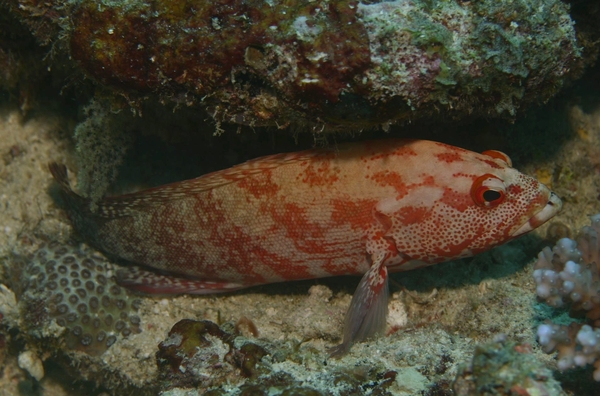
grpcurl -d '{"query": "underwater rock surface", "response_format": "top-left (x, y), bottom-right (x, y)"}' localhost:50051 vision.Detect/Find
top-left (4, 0), bottom-right (586, 130)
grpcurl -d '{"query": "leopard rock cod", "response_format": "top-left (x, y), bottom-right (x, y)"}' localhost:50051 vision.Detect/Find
top-left (49, 139), bottom-right (562, 355)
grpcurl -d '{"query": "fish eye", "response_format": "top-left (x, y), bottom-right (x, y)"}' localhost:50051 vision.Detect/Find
top-left (482, 190), bottom-right (502, 202)
top-left (471, 174), bottom-right (506, 208)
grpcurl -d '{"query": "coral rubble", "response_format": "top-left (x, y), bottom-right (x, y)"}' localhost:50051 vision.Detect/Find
top-left (156, 318), bottom-right (403, 395)
top-left (534, 213), bottom-right (600, 381)
top-left (157, 319), bottom-right (267, 390)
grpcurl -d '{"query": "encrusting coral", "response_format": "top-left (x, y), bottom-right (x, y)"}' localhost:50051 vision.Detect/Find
top-left (533, 213), bottom-right (600, 380)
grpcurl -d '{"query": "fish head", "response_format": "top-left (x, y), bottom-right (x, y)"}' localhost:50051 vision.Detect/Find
top-left (466, 150), bottom-right (562, 240)
top-left (378, 142), bottom-right (562, 268)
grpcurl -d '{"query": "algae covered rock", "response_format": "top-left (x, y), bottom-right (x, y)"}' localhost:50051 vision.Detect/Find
top-left (4, 0), bottom-right (585, 130)
top-left (453, 337), bottom-right (564, 396)
top-left (68, 0), bottom-right (582, 129)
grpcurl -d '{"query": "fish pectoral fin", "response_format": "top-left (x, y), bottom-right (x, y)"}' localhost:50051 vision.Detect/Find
top-left (329, 252), bottom-right (389, 357)
top-left (116, 266), bottom-right (246, 295)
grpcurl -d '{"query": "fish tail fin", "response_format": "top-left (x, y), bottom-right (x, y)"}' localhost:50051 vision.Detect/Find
top-left (49, 162), bottom-right (91, 214)
top-left (48, 163), bottom-right (101, 242)
top-left (48, 162), bottom-right (85, 207)
top-left (329, 253), bottom-right (389, 357)
top-left (48, 162), bottom-right (71, 193)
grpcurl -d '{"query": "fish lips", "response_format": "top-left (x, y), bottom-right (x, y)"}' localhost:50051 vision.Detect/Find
top-left (511, 192), bottom-right (563, 237)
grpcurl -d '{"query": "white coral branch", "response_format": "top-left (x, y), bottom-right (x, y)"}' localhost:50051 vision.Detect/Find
top-left (534, 214), bottom-right (600, 381)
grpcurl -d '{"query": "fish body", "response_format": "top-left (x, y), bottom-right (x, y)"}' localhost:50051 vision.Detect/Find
top-left (50, 139), bottom-right (562, 354)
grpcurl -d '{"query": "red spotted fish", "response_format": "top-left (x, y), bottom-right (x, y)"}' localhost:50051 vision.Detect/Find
top-left (49, 139), bottom-right (562, 355)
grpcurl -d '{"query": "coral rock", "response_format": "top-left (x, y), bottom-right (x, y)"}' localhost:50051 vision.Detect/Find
top-left (60, 0), bottom-right (583, 128)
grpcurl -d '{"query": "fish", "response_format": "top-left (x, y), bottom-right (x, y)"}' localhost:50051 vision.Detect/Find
top-left (49, 139), bottom-right (562, 355)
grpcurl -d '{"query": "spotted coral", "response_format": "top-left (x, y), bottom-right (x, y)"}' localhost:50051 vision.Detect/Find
top-left (14, 241), bottom-right (142, 356)
top-left (533, 213), bottom-right (600, 380)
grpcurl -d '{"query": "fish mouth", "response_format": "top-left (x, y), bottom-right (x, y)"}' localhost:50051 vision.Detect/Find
top-left (511, 192), bottom-right (563, 237)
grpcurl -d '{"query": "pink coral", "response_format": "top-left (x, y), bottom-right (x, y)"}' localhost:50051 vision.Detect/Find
top-left (534, 214), bottom-right (600, 380)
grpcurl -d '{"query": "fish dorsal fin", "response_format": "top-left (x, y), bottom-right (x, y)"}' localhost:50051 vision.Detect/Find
top-left (187, 150), bottom-right (323, 191)
top-left (96, 150), bottom-right (325, 215)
